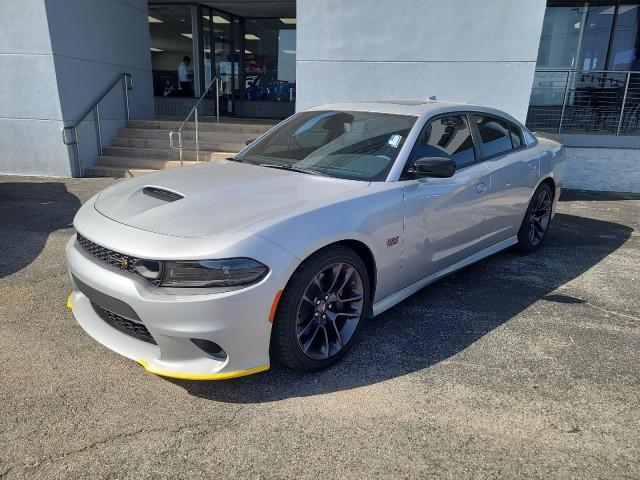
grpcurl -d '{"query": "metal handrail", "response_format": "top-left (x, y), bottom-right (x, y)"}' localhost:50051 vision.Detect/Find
top-left (61, 73), bottom-right (133, 177)
top-left (169, 76), bottom-right (221, 166)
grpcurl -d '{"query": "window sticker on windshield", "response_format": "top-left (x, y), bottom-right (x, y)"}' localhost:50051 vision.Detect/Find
top-left (388, 134), bottom-right (402, 148)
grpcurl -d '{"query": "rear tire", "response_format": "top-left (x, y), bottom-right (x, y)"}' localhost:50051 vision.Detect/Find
top-left (270, 246), bottom-right (371, 373)
top-left (516, 183), bottom-right (554, 253)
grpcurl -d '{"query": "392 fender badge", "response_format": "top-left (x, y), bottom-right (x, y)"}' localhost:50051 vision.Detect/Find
top-left (386, 236), bottom-right (400, 247)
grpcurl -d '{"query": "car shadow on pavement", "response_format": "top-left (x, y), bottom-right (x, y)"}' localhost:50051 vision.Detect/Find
top-left (0, 182), bottom-right (80, 278)
top-left (171, 211), bottom-right (633, 402)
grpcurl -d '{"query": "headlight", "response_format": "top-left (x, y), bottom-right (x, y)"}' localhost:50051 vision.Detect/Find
top-left (160, 258), bottom-right (268, 288)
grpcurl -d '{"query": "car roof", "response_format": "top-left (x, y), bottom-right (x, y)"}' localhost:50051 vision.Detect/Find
top-left (306, 100), bottom-right (523, 125)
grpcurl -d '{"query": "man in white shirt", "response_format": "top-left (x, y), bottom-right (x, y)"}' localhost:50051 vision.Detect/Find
top-left (177, 56), bottom-right (193, 97)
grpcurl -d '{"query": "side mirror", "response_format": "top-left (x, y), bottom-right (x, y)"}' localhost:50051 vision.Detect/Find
top-left (245, 138), bottom-right (256, 146)
top-left (409, 157), bottom-right (456, 178)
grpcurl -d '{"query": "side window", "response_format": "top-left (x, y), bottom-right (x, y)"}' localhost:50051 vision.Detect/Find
top-left (509, 122), bottom-right (523, 149)
top-left (472, 114), bottom-right (513, 158)
top-left (409, 114), bottom-right (476, 169)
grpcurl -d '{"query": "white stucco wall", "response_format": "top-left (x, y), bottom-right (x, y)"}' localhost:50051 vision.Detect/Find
top-left (564, 147), bottom-right (640, 193)
top-left (0, 0), bottom-right (70, 177)
top-left (296, 0), bottom-right (547, 123)
top-left (46, 0), bottom-right (154, 176)
top-left (0, 0), bottom-right (153, 177)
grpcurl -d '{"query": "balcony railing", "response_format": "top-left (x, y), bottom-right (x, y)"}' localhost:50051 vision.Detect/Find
top-left (526, 69), bottom-right (640, 136)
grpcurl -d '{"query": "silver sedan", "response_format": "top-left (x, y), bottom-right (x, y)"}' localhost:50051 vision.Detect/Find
top-left (65, 101), bottom-right (564, 379)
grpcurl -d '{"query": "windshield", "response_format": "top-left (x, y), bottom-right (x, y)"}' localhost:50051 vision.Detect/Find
top-left (236, 110), bottom-right (417, 181)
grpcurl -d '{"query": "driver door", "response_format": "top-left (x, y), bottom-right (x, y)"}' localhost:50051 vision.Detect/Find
top-left (400, 113), bottom-right (493, 287)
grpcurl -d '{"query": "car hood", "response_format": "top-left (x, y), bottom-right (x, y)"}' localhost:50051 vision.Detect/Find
top-left (94, 161), bottom-right (368, 237)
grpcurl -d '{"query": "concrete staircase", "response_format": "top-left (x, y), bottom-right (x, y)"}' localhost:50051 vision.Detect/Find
top-left (87, 119), bottom-right (274, 177)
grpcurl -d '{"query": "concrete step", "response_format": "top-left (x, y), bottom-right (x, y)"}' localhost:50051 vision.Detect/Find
top-left (117, 127), bottom-right (258, 143)
top-left (102, 146), bottom-right (235, 161)
top-left (96, 155), bottom-right (227, 171)
top-left (111, 135), bottom-right (245, 152)
top-left (86, 165), bottom-right (157, 178)
top-left (126, 119), bottom-right (273, 135)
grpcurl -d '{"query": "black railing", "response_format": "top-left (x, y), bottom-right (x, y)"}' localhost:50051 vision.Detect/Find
top-left (526, 69), bottom-right (640, 136)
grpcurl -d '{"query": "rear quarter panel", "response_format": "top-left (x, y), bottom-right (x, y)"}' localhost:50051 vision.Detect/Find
top-left (536, 136), bottom-right (565, 215)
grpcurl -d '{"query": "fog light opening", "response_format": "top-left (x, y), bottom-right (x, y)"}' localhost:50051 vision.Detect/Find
top-left (190, 338), bottom-right (227, 360)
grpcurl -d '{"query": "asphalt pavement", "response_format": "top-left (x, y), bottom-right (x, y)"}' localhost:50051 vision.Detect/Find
top-left (1, 176), bottom-right (639, 479)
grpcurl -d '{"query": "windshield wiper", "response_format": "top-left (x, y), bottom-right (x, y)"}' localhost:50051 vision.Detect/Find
top-left (226, 156), bottom-right (244, 163)
top-left (258, 163), bottom-right (328, 177)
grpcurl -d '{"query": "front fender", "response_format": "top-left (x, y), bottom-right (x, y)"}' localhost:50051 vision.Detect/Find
top-left (254, 184), bottom-right (405, 302)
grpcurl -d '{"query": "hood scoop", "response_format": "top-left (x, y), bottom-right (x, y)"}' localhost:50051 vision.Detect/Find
top-left (142, 186), bottom-right (184, 203)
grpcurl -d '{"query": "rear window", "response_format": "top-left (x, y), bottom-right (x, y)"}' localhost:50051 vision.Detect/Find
top-left (509, 122), bottom-right (523, 149)
top-left (472, 114), bottom-right (513, 158)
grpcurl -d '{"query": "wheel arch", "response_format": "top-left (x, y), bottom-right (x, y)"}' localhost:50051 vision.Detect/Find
top-left (536, 176), bottom-right (559, 216)
top-left (287, 238), bottom-right (378, 315)
top-left (539, 176), bottom-right (556, 198)
top-left (334, 239), bottom-right (378, 307)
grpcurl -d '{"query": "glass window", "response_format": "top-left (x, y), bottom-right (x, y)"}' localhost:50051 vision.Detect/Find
top-left (203, 9), bottom-right (237, 114)
top-left (608, 5), bottom-right (640, 70)
top-left (243, 18), bottom-right (296, 103)
top-left (509, 123), bottom-right (523, 149)
top-left (409, 115), bottom-right (476, 168)
top-left (536, 4), bottom-right (614, 70)
top-left (237, 111), bottom-right (417, 181)
top-left (149, 5), bottom-right (195, 98)
top-left (472, 115), bottom-right (513, 158)
top-left (523, 129), bottom-right (538, 146)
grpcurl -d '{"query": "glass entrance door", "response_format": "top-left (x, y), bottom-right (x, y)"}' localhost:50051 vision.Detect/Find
top-left (151, 4), bottom-right (296, 119)
top-left (237, 17), bottom-right (296, 118)
top-left (203, 8), bottom-right (239, 116)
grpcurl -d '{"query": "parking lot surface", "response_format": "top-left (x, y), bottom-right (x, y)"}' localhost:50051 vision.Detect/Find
top-left (1, 176), bottom-right (639, 479)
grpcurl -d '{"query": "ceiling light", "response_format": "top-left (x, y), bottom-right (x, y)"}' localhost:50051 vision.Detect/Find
top-left (600, 5), bottom-right (637, 15)
top-left (181, 33), bottom-right (193, 39)
top-left (619, 5), bottom-right (638, 14)
top-left (148, 16), bottom-right (163, 23)
top-left (280, 18), bottom-right (296, 25)
top-left (150, 47), bottom-right (163, 52)
top-left (202, 15), bottom-right (230, 24)
top-left (283, 49), bottom-right (296, 54)
top-left (244, 34), bottom-right (260, 41)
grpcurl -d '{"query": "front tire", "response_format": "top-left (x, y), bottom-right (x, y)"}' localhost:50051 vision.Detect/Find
top-left (516, 183), bottom-right (554, 253)
top-left (270, 246), bottom-right (371, 373)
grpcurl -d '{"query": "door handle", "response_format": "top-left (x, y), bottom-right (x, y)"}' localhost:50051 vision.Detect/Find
top-left (476, 182), bottom-right (488, 194)
top-left (528, 161), bottom-right (538, 171)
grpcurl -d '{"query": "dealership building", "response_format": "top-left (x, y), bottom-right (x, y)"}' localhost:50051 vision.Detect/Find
top-left (2, 0), bottom-right (640, 192)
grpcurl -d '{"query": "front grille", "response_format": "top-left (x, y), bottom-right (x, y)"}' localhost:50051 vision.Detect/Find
top-left (94, 304), bottom-right (156, 344)
top-left (76, 234), bottom-right (160, 285)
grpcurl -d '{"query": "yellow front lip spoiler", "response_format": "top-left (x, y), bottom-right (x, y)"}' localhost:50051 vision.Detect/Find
top-left (138, 359), bottom-right (269, 381)
top-left (68, 291), bottom-right (268, 381)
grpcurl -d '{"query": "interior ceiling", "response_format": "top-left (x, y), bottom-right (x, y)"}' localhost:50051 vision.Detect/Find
top-left (148, 1), bottom-right (296, 18)
top-left (148, 3), bottom-right (296, 54)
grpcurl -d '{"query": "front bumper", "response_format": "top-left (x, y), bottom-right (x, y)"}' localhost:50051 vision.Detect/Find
top-left (65, 232), bottom-right (298, 380)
